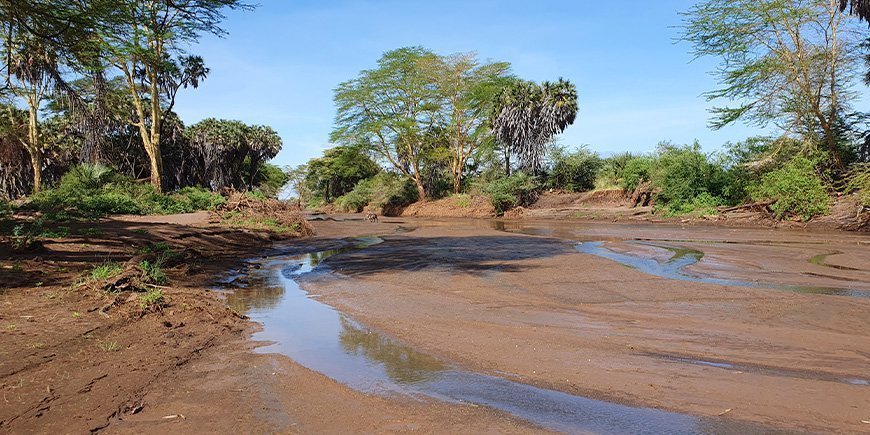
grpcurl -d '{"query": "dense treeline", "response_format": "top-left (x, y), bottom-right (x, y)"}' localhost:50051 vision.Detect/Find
top-left (0, 1), bottom-right (286, 209)
top-left (295, 0), bottom-right (870, 222)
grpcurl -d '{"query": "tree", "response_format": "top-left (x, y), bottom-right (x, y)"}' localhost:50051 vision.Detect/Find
top-left (840, 0), bottom-right (870, 22)
top-left (491, 78), bottom-right (578, 174)
top-left (185, 118), bottom-right (282, 191)
top-left (424, 52), bottom-right (512, 193)
top-left (682, 0), bottom-right (863, 168)
top-left (98, 0), bottom-right (248, 191)
top-left (304, 145), bottom-right (380, 204)
top-left (284, 164), bottom-right (309, 207)
top-left (1, 35), bottom-right (56, 192)
top-left (332, 47), bottom-right (441, 201)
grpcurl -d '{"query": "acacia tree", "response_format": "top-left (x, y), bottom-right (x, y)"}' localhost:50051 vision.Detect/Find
top-left (332, 47), bottom-right (441, 201)
top-left (1, 35), bottom-right (56, 192)
top-left (99, 0), bottom-right (247, 191)
top-left (682, 0), bottom-right (863, 168)
top-left (425, 52), bottom-right (511, 193)
top-left (491, 78), bottom-right (578, 174)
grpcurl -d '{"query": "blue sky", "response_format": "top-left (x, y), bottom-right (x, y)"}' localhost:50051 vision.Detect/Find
top-left (174, 0), bottom-right (770, 168)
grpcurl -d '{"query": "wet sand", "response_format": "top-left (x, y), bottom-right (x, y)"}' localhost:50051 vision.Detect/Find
top-left (296, 217), bottom-right (870, 433)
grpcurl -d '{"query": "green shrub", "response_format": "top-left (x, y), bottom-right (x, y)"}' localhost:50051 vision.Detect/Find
top-left (29, 164), bottom-right (226, 218)
top-left (619, 156), bottom-right (654, 192)
top-left (658, 192), bottom-right (723, 217)
top-left (482, 172), bottom-right (541, 214)
top-left (139, 259), bottom-right (167, 285)
top-left (171, 187), bottom-right (226, 211)
top-left (750, 156), bottom-right (831, 221)
top-left (335, 173), bottom-right (417, 212)
top-left (844, 164), bottom-right (870, 207)
top-left (546, 147), bottom-right (602, 192)
top-left (650, 142), bottom-right (724, 206)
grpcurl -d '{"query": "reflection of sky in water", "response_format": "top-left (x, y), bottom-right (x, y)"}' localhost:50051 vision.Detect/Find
top-left (224, 237), bottom-right (772, 434)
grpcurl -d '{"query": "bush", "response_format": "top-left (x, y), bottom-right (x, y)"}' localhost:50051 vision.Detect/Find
top-left (619, 156), bottom-right (654, 192)
top-left (844, 164), bottom-right (870, 207)
top-left (546, 147), bottom-right (602, 192)
top-left (750, 156), bottom-right (831, 221)
top-left (334, 172), bottom-right (417, 213)
top-left (170, 187), bottom-right (227, 212)
top-left (28, 164), bottom-right (230, 218)
top-left (650, 142), bottom-right (725, 206)
top-left (481, 172), bottom-right (541, 214)
top-left (658, 192), bottom-right (723, 217)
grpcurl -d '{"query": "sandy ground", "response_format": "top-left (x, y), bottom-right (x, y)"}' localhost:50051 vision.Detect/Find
top-left (0, 215), bottom-right (539, 434)
top-left (3, 212), bottom-right (869, 433)
top-left (302, 217), bottom-right (870, 433)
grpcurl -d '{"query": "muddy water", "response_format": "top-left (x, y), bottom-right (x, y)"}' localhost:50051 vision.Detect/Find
top-left (226, 237), bottom-right (770, 434)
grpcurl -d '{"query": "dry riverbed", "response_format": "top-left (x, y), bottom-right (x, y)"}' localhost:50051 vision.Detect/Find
top-left (2, 213), bottom-right (869, 433)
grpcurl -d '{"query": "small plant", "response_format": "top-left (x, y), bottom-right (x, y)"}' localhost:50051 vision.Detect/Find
top-left (452, 194), bottom-right (472, 208)
top-left (139, 288), bottom-right (165, 311)
top-left (91, 262), bottom-right (123, 281)
top-left (139, 260), bottom-right (167, 285)
top-left (136, 241), bottom-right (174, 255)
top-left (78, 227), bottom-right (103, 236)
top-left (38, 226), bottom-right (70, 238)
top-left (7, 324), bottom-right (16, 330)
top-left (97, 340), bottom-right (121, 352)
top-left (72, 311), bottom-right (81, 318)
top-left (132, 229), bottom-right (149, 235)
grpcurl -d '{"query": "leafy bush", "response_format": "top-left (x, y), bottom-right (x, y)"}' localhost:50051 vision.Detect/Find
top-left (170, 187), bottom-right (226, 211)
top-left (650, 142), bottom-right (726, 206)
top-left (546, 147), bottom-right (602, 192)
top-left (335, 172), bottom-right (417, 213)
top-left (750, 156), bottom-right (831, 221)
top-left (482, 172), bottom-right (541, 214)
top-left (29, 164), bottom-right (226, 218)
top-left (844, 163), bottom-right (870, 207)
top-left (619, 156), bottom-right (654, 192)
top-left (596, 152), bottom-right (636, 189)
top-left (658, 192), bottom-right (723, 217)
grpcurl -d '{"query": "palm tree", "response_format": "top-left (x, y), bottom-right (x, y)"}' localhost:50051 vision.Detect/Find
top-left (491, 78), bottom-right (578, 174)
top-left (841, 0), bottom-right (870, 22)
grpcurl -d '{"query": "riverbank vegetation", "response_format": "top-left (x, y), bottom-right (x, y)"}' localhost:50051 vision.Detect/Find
top-left (0, 1), bottom-right (305, 238)
top-left (290, 0), bottom-right (869, 226)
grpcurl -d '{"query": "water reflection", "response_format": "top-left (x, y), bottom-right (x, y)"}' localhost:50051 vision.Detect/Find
top-left (338, 317), bottom-right (446, 384)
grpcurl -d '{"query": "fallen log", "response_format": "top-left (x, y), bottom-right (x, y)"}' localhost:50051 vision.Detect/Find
top-left (717, 199), bottom-right (776, 213)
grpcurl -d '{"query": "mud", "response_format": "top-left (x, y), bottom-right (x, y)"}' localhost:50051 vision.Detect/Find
top-left (294, 217), bottom-right (870, 433)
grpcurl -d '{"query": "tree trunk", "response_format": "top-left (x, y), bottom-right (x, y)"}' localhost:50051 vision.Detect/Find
top-left (142, 137), bottom-right (164, 192)
top-left (29, 150), bottom-right (42, 194)
top-left (414, 174), bottom-right (427, 202)
top-left (504, 147), bottom-right (511, 176)
top-left (27, 104), bottom-right (41, 193)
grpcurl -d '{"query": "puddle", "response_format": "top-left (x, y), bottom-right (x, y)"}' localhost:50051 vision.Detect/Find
top-left (225, 238), bottom-right (771, 434)
top-left (647, 353), bottom-right (869, 387)
top-left (575, 241), bottom-right (870, 298)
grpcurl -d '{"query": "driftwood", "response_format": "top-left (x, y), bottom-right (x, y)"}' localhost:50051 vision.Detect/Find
top-left (717, 199), bottom-right (776, 213)
top-left (630, 182), bottom-right (656, 208)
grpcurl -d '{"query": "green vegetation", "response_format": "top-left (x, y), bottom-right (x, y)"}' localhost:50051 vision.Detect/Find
top-left (139, 259), bottom-right (168, 285)
top-left (27, 165), bottom-right (228, 219)
top-left (139, 288), bottom-right (166, 311)
top-left (90, 262), bottom-right (123, 281)
top-left (334, 173), bottom-right (418, 213)
top-left (481, 172), bottom-right (541, 214)
top-left (546, 146), bottom-right (602, 192)
top-left (750, 157), bottom-right (832, 221)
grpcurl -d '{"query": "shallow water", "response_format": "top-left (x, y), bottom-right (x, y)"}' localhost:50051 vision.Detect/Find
top-left (227, 237), bottom-right (773, 434)
top-left (490, 220), bottom-right (870, 298)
